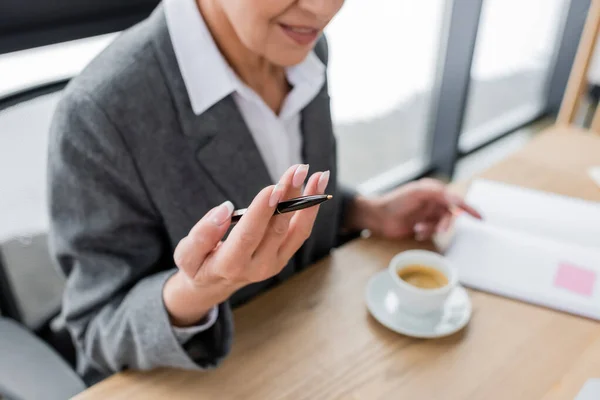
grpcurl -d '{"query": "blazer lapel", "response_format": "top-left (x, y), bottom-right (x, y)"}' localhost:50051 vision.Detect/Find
top-left (150, 8), bottom-right (271, 209)
top-left (185, 96), bottom-right (273, 209)
top-left (151, 4), bottom-right (333, 211)
top-left (301, 87), bottom-right (335, 173)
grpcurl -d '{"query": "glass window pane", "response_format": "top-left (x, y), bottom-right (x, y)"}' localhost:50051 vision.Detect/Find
top-left (460, 0), bottom-right (568, 151)
top-left (0, 93), bottom-right (60, 240)
top-left (0, 36), bottom-right (113, 239)
top-left (326, 1), bottom-right (446, 190)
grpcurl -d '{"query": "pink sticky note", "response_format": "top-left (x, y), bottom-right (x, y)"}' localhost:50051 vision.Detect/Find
top-left (554, 262), bottom-right (596, 297)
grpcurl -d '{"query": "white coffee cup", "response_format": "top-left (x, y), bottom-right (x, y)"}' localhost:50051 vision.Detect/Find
top-left (388, 250), bottom-right (458, 315)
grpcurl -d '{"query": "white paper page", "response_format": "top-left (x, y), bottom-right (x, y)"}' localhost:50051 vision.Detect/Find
top-left (446, 216), bottom-right (600, 320)
top-left (465, 179), bottom-right (600, 249)
top-left (576, 379), bottom-right (600, 400)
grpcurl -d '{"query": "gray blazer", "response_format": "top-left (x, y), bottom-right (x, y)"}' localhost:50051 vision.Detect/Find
top-left (48, 4), bottom-right (354, 385)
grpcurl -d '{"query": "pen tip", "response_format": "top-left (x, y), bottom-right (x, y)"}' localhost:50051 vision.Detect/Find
top-left (326, 195), bottom-right (333, 200)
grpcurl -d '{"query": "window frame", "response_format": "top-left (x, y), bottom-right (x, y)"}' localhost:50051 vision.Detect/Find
top-left (0, 0), bottom-right (590, 184)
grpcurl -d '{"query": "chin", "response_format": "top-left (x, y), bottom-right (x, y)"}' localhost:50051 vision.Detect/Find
top-left (267, 47), bottom-right (314, 67)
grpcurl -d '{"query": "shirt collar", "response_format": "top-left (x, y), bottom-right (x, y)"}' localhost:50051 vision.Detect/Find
top-left (164, 0), bottom-right (325, 116)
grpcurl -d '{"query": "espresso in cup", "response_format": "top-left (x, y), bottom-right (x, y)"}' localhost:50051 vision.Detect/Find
top-left (388, 250), bottom-right (458, 315)
top-left (397, 264), bottom-right (449, 290)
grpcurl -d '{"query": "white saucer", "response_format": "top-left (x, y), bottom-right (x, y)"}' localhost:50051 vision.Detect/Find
top-left (366, 271), bottom-right (472, 339)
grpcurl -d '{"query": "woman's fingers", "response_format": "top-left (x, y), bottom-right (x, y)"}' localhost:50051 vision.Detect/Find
top-left (224, 165), bottom-right (299, 259)
top-left (202, 165), bottom-right (326, 285)
top-left (222, 185), bottom-right (279, 262)
top-left (252, 165), bottom-right (310, 265)
top-left (414, 205), bottom-right (446, 241)
top-left (413, 179), bottom-right (481, 220)
top-left (173, 200), bottom-right (234, 279)
top-left (445, 192), bottom-right (482, 219)
top-left (287, 164), bottom-right (309, 200)
top-left (278, 171), bottom-right (329, 260)
top-left (318, 171), bottom-right (330, 194)
top-left (457, 200), bottom-right (483, 219)
top-left (436, 211), bottom-right (453, 233)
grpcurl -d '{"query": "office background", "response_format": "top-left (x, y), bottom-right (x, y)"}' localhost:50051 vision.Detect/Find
top-left (0, 0), bottom-right (595, 366)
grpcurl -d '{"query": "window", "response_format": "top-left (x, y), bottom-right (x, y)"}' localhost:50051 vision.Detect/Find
top-left (0, 35), bottom-right (113, 240)
top-left (459, 0), bottom-right (568, 151)
top-left (325, 1), bottom-right (446, 192)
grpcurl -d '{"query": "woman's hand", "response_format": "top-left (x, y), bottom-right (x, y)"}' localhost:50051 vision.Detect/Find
top-left (346, 178), bottom-right (482, 241)
top-left (163, 164), bottom-right (330, 327)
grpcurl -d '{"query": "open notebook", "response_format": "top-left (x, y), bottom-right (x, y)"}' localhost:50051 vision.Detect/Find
top-left (445, 179), bottom-right (600, 320)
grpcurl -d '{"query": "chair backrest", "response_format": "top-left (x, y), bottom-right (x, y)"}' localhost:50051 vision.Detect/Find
top-left (0, 89), bottom-right (66, 332)
top-left (0, 0), bottom-right (159, 54)
top-left (0, 317), bottom-right (85, 399)
top-left (557, 0), bottom-right (600, 132)
top-left (0, 234), bottom-right (66, 331)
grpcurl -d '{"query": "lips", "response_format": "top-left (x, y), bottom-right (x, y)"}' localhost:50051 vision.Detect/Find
top-left (279, 23), bottom-right (320, 46)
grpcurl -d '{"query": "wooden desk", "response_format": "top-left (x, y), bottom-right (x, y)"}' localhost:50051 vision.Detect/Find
top-left (76, 127), bottom-right (600, 400)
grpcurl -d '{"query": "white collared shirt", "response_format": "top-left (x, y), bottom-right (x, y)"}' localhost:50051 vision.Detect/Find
top-left (165, 0), bottom-right (325, 182)
top-left (164, 0), bottom-right (326, 341)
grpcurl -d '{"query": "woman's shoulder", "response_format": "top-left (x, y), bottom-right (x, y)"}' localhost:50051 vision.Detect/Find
top-left (62, 8), bottom-right (169, 117)
top-left (51, 9), bottom-right (176, 154)
top-left (68, 35), bottom-right (152, 103)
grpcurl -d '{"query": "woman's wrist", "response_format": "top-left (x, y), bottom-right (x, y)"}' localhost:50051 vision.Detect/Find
top-left (345, 195), bottom-right (384, 233)
top-left (163, 271), bottom-right (239, 328)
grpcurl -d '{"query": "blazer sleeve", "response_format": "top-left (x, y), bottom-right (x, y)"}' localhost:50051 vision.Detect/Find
top-left (47, 89), bottom-right (233, 384)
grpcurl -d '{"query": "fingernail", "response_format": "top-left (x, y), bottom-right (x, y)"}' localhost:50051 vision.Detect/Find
top-left (293, 164), bottom-right (309, 188)
top-left (269, 184), bottom-right (284, 207)
top-left (212, 201), bottom-right (234, 225)
top-left (317, 170), bottom-right (330, 193)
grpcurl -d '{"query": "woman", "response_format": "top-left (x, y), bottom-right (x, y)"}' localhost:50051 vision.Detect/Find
top-left (48, 0), bottom-right (480, 385)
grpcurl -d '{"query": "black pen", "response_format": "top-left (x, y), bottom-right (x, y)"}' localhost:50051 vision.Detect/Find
top-left (231, 194), bottom-right (333, 225)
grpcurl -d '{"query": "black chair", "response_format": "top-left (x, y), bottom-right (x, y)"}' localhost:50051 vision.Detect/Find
top-left (0, 0), bottom-right (159, 54)
top-left (0, 1), bottom-right (159, 398)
